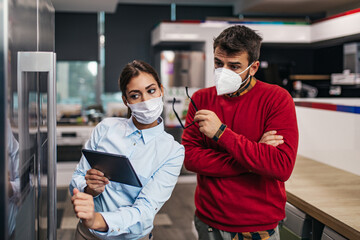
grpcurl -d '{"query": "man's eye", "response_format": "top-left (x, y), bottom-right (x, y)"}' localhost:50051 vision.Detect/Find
top-left (231, 65), bottom-right (240, 70)
top-left (215, 62), bottom-right (223, 67)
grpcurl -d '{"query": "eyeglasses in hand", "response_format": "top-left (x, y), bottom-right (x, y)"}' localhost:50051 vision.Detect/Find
top-left (172, 87), bottom-right (198, 129)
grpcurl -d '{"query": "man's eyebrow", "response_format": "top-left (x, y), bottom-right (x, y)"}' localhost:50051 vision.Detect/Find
top-left (214, 57), bottom-right (242, 66)
top-left (228, 61), bottom-right (241, 65)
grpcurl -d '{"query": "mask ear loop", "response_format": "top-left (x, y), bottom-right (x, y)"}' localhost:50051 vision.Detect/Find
top-left (242, 73), bottom-right (251, 83)
top-left (238, 61), bottom-right (254, 76)
top-left (239, 61), bottom-right (255, 84)
top-left (228, 62), bottom-right (255, 97)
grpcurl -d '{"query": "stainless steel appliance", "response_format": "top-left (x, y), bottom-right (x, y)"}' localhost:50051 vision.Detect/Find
top-left (158, 50), bottom-right (205, 89)
top-left (157, 50), bottom-right (205, 141)
top-left (343, 42), bottom-right (360, 74)
top-left (0, 0), bottom-right (56, 240)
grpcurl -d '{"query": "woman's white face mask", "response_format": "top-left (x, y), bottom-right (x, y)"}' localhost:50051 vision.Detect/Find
top-left (214, 62), bottom-right (254, 95)
top-left (127, 95), bottom-right (163, 124)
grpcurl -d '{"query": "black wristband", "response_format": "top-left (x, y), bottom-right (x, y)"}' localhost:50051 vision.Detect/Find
top-left (212, 123), bottom-right (227, 142)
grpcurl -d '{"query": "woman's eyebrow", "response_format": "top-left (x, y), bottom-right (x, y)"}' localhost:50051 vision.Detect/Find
top-left (128, 83), bottom-right (156, 94)
top-left (145, 83), bottom-right (156, 89)
top-left (128, 89), bottom-right (140, 94)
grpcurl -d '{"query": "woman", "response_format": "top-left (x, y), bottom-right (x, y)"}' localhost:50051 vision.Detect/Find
top-left (70, 60), bottom-right (184, 240)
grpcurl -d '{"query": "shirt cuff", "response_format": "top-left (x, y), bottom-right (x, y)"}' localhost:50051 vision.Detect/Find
top-left (90, 211), bottom-right (128, 238)
top-left (77, 179), bottom-right (87, 192)
top-left (70, 178), bottom-right (87, 196)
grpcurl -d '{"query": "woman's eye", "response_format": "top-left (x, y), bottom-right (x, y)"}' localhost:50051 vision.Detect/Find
top-left (130, 94), bottom-right (139, 100)
top-left (148, 89), bottom-right (156, 94)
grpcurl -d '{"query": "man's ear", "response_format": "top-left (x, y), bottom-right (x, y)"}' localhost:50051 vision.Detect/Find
top-left (122, 95), bottom-right (128, 107)
top-left (249, 61), bottom-right (260, 76)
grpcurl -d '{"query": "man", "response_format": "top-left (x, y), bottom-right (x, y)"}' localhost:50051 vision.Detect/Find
top-left (182, 25), bottom-right (299, 240)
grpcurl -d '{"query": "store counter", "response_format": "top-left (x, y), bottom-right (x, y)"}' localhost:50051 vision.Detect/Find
top-left (286, 156), bottom-right (360, 239)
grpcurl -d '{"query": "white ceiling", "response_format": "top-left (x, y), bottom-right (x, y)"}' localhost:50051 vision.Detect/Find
top-left (51, 0), bottom-right (360, 16)
top-left (51, 0), bottom-right (119, 13)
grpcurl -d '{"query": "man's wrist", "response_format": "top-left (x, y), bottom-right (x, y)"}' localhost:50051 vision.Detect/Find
top-left (212, 123), bottom-right (227, 142)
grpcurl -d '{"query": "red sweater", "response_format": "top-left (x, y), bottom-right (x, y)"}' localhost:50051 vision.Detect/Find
top-left (182, 80), bottom-right (298, 232)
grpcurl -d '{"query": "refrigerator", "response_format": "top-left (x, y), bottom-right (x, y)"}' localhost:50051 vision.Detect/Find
top-left (156, 50), bottom-right (205, 143)
top-left (0, 0), bottom-right (57, 240)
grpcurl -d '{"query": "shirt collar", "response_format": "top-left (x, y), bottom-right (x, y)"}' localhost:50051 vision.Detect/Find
top-left (125, 117), bottom-right (164, 144)
top-left (227, 75), bottom-right (257, 97)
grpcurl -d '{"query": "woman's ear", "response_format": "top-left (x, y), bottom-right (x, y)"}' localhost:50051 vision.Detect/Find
top-left (122, 95), bottom-right (132, 119)
top-left (122, 95), bottom-right (128, 107)
top-left (160, 84), bottom-right (164, 96)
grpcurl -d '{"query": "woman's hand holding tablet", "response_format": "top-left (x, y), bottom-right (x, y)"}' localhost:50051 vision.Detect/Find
top-left (84, 169), bottom-right (109, 197)
top-left (82, 149), bottom-right (143, 188)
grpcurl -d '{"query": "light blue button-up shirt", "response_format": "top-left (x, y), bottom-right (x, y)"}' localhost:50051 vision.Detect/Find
top-left (70, 117), bottom-right (184, 239)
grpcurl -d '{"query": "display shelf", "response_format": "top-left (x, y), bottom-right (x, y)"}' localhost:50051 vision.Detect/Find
top-left (289, 75), bottom-right (330, 80)
top-left (152, 10), bottom-right (360, 45)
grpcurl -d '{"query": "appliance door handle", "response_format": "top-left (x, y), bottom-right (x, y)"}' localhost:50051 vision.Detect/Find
top-left (17, 51), bottom-right (57, 240)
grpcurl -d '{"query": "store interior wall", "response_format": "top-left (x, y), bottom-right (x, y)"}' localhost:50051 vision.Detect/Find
top-left (55, 13), bottom-right (98, 61)
top-left (259, 44), bottom-right (346, 97)
top-left (55, 3), bottom-right (358, 96)
top-left (103, 4), bottom-right (234, 92)
top-left (55, 4), bottom-right (234, 92)
top-left (104, 4), bottom-right (171, 92)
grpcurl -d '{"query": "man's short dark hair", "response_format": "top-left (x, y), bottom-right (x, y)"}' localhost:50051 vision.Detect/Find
top-left (213, 25), bottom-right (263, 63)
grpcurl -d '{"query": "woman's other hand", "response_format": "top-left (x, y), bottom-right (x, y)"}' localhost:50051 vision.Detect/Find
top-left (84, 169), bottom-right (109, 197)
top-left (72, 188), bottom-right (96, 228)
top-left (72, 188), bottom-right (108, 231)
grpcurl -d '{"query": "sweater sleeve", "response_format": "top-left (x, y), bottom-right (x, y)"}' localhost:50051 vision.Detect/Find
top-left (182, 91), bottom-right (249, 177)
top-left (217, 90), bottom-right (299, 182)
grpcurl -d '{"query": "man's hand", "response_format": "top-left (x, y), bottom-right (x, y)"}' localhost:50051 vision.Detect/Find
top-left (85, 169), bottom-right (109, 197)
top-left (259, 130), bottom-right (284, 147)
top-left (194, 110), bottom-right (222, 139)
